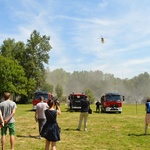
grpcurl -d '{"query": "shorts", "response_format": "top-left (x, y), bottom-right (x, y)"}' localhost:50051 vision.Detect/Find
top-left (1, 123), bottom-right (15, 136)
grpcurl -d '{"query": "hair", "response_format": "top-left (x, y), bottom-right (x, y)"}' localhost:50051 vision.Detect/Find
top-left (47, 99), bottom-right (54, 108)
top-left (147, 98), bottom-right (150, 102)
top-left (40, 96), bottom-right (44, 101)
top-left (4, 92), bottom-right (11, 100)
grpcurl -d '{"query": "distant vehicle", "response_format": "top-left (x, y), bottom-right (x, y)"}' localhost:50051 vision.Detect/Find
top-left (32, 91), bottom-right (53, 110)
top-left (100, 92), bottom-right (125, 113)
top-left (68, 92), bottom-right (87, 110)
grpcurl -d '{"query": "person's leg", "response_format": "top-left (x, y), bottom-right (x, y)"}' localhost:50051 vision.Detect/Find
top-left (10, 135), bottom-right (14, 150)
top-left (9, 123), bottom-right (15, 150)
top-left (51, 142), bottom-right (56, 150)
top-left (38, 119), bottom-right (46, 138)
top-left (45, 140), bottom-right (50, 150)
top-left (1, 125), bottom-right (7, 150)
top-left (145, 114), bottom-right (149, 135)
top-left (1, 135), bottom-right (5, 150)
top-left (98, 107), bottom-right (100, 113)
top-left (77, 113), bottom-right (83, 130)
top-left (38, 119), bottom-right (41, 134)
top-left (84, 113), bottom-right (88, 131)
top-left (145, 124), bottom-right (148, 134)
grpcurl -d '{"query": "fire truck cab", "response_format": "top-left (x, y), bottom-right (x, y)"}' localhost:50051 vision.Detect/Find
top-left (100, 92), bottom-right (125, 113)
top-left (32, 91), bottom-right (53, 110)
top-left (68, 92), bottom-right (87, 110)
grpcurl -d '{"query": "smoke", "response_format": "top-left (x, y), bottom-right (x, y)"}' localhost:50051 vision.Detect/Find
top-left (46, 69), bottom-right (150, 104)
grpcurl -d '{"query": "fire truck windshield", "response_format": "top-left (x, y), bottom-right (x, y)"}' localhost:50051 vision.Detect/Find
top-left (106, 95), bottom-right (121, 101)
top-left (71, 95), bottom-right (85, 100)
top-left (34, 93), bottom-right (49, 100)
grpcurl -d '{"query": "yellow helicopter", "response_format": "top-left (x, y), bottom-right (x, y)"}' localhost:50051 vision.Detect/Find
top-left (98, 35), bottom-right (105, 44)
top-left (101, 36), bottom-right (104, 44)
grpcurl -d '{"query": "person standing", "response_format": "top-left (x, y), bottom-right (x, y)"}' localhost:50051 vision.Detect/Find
top-left (41, 99), bottom-right (61, 150)
top-left (0, 92), bottom-right (17, 150)
top-left (76, 96), bottom-right (90, 131)
top-left (145, 98), bottom-right (150, 135)
top-left (95, 100), bottom-right (101, 113)
top-left (35, 96), bottom-right (49, 139)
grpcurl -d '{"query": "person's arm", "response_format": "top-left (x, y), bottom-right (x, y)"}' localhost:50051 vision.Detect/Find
top-left (4, 108), bottom-right (16, 124)
top-left (35, 109), bottom-right (38, 122)
top-left (56, 104), bottom-right (61, 115)
top-left (0, 111), bottom-right (4, 126)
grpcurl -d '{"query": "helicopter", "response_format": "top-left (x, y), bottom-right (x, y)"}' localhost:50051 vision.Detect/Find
top-left (101, 36), bottom-right (104, 44)
top-left (98, 35), bottom-right (105, 44)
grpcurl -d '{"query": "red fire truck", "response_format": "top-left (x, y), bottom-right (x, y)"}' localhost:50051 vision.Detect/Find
top-left (68, 92), bottom-right (87, 110)
top-left (100, 92), bottom-right (125, 113)
top-left (32, 91), bottom-right (53, 110)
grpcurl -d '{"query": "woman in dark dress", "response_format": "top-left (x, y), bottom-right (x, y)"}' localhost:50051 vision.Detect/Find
top-left (43, 99), bottom-right (61, 150)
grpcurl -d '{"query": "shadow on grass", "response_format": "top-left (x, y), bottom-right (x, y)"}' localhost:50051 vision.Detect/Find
top-left (26, 109), bottom-right (35, 112)
top-left (64, 108), bottom-right (81, 113)
top-left (64, 128), bottom-right (79, 131)
top-left (128, 133), bottom-right (150, 136)
top-left (16, 135), bottom-right (40, 139)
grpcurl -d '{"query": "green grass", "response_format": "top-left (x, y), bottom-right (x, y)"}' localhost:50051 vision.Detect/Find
top-left (3, 103), bottom-right (150, 150)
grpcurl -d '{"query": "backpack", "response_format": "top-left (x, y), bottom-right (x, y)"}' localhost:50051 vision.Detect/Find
top-left (147, 102), bottom-right (150, 113)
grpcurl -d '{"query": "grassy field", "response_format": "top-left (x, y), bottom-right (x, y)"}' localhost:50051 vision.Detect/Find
top-left (3, 103), bottom-right (150, 150)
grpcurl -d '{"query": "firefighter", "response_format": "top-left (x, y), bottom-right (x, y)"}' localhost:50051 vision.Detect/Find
top-left (96, 100), bottom-right (101, 113)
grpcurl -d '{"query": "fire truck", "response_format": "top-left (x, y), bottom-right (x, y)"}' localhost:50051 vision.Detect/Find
top-left (68, 92), bottom-right (87, 110)
top-left (100, 92), bottom-right (125, 113)
top-left (32, 91), bottom-right (53, 110)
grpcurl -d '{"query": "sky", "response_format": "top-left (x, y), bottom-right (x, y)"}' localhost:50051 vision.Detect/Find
top-left (0, 0), bottom-right (150, 79)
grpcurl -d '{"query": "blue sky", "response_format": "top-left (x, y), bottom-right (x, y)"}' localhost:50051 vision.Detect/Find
top-left (0, 0), bottom-right (150, 79)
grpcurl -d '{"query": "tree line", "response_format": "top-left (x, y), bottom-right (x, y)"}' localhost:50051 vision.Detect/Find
top-left (0, 30), bottom-right (150, 104)
top-left (46, 69), bottom-right (150, 104)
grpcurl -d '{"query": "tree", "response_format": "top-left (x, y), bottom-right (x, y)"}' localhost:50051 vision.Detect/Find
top-left (41, 83), bottom-right (54, 93)
top-left (0, 30), bottom-right (52, 100)
top-left (85, 88), bottom-right (95, 104)
top-left (0, 55), bottom-right (27, 95)
top-left (0, 38), bottom-right (16, 58)
top-left (55, 84), bottom-right (63, 100)
top-left (23, 30), bottom-right (52, 92)
top-left (46, 68), bottom-right (69, 94)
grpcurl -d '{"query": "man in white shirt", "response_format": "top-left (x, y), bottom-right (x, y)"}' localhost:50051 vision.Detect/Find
top-left (35, 96), bottom-right (49, 139)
